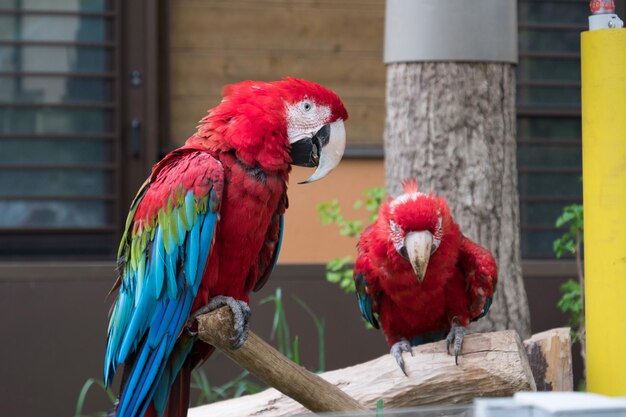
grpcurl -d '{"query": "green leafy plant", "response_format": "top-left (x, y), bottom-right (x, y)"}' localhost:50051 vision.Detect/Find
top-left (552, 203), bottom-right (585, 378)
top-left (557, 279), bottom-right (583, 335)
top-left (553, 204), bottom-right (583, 258)
top-left (294, 295), bottom-right (326, 372)
top-left (190, 369), bottom-right (261, 406)
top-left (74, 378), bottom-right (116, 417)
top-left (260, 287), bottom-right (297, 362)
top-left (317, 187), bottom-right (385, 293)
top-left (552, 204), bottom-right (584, 340)
top-left (376, 399), bottom-right (384, 417)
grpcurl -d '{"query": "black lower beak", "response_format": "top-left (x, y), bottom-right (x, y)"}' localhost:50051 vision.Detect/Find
top-left (289, 124), bottom-right (330, 167)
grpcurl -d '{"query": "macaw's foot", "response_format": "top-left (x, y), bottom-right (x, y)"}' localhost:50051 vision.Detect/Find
top-left (390, 339), bottom-right (413, 376)
top-left (186, 295), bottom-right (251, 349)
top-left (445, 322), bottom-right (466, 365)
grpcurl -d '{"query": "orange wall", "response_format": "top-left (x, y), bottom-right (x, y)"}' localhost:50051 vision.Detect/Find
top-left (279, 159), bottom-right (385, 264)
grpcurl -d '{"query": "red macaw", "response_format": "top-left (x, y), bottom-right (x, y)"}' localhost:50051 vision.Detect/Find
top-left (354, 180), bottom-right (497, 374)
top-left (104, 78), bottom-right (348, 417)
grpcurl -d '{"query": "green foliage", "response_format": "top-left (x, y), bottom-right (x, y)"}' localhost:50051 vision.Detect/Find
top-left (354, 187), bottom-right (386, 222)
top-left (552, 204), bottom-right (583, 258)
top-left (318, 187), bottom-right (384, 237)
top-left (190, 369), bottom-right (261, 406)
top-left (317, 187), bottom-right (385, 294)
top-left (552, 203), bottom-right (584, 343)
top-left (74, 378), bottom-right (116, 417)
top-left (326, 256), bottom-right (356, 293)
top-left (293, 295), bottom-right (326, 372)
top-left (260, 287), bottom-right (295, 361)
top-left (376, 399), bottom-right (384, 416)
top-left (318, 200), bottom-right (363, 238)
top-left (557, 279), bottom-right (583, 341)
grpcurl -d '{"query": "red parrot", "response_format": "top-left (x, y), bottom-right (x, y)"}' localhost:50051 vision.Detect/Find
top-left (104, 78), bottom-right (348, 417)
top-left (354, 179), bottom-right (497, 374)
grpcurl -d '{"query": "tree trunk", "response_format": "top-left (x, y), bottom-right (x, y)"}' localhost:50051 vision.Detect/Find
top-left (384, 62), bottom-right (531, 339)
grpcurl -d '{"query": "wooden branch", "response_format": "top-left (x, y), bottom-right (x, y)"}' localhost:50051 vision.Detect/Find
top-left (190, 329), bottom-right (536, 417)
top-left (196, 306), bottom-right (369, 414)
top-left (523, 327), bottom-right (573, 391)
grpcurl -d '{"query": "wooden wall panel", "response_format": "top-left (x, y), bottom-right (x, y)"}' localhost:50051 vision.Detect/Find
top-left (170, 0), bottom-right (385, 147)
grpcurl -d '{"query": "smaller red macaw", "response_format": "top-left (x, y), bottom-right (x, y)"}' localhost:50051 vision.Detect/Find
top-left (353, 179), bottom-right (497, 374)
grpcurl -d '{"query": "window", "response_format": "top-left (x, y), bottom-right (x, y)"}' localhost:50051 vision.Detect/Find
top-left (0, 0), bottom-right (120, 259)
top-left (517, 0), bottom-right (589, 258)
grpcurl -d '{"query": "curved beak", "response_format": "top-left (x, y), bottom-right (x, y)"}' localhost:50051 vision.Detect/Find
top-left (405, 231), bottom-right (433, 283)
top-left (289, 119), bottom-right (346, 184)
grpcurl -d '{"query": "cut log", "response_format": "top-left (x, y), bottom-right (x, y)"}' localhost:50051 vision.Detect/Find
top-left (523, 327), bottom-right (573, 391)
top-left (190, 329), bottom-right (536, 417)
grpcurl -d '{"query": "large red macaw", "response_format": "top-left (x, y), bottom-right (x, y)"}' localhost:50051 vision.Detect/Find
top-left (354, 180), bottom-right (497, 374)
top-left (104, 78), bottom-right (348, 417)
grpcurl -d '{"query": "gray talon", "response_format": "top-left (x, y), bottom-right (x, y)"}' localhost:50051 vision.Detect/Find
top-left (187, 296), bottom-right (251, 349)
top-left (390, 339), bottom-right (412, 376)
top-left (445, 322), bottom-right (466, 365)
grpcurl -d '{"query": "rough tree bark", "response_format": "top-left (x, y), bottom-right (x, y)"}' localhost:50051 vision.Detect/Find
top-left (384, 62), bottom-right (531, 339)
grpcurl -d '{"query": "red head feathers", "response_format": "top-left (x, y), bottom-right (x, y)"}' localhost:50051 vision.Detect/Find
top-left (190, 78), bottom-right (348, 181)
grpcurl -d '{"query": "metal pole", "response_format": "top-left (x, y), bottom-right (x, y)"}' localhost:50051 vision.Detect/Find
top-left (581, 1), bottom-right (626, 395)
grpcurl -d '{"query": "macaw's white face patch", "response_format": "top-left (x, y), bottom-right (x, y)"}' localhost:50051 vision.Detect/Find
top-left (285, 98), bottom-right (332, 144)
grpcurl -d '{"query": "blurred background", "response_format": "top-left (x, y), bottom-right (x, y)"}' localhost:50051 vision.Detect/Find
top-left (1, 0), bottom-right (621, 416)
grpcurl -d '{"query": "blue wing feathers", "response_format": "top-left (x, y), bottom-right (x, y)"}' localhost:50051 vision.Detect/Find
top-left (185, 217), bottom-right (200, 287)
top-left (151, 228), bottom-right (165, 300)
top-left (197, 212), bottom-right (216, 284)
top-left (165, 248), bottom-right (178, 299)
top-left (152, 336), bottom-right (195, 417)
top-left (105, 179), bottom-right (220, 417)
top-left (354, 273), bottom-right (379, 329)
top-left (122, 285), bottom-right (196, 417)
top-left (273, 215), bottom-right (284, 271)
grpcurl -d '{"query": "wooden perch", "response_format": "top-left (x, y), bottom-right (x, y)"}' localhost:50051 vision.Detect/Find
top-left (190, 325), bottom-right (536, 417)
top-left (523, 327), bottom-right (573, 391)
top-left (196, 306), bottom-right (369, 414)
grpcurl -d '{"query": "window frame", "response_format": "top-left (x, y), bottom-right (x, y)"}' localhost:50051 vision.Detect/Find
top-left (0, 0), bottom-right (165, 260)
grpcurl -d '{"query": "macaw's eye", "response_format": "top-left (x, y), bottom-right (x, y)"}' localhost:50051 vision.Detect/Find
top-left (430, 241), bottom-right (439, 255)
top-left (300, 100), bottom-right (313, 112)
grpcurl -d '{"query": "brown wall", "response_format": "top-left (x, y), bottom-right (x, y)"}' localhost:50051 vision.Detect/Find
top-left (169, 0), bottom-right (386, 147)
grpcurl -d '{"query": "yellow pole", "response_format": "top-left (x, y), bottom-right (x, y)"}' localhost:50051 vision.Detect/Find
top-left (581, 27), bottom-right (626, 395)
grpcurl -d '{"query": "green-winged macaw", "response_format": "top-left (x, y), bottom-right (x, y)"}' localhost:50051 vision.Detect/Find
top-left (104, 78), bottom-right (348, 417)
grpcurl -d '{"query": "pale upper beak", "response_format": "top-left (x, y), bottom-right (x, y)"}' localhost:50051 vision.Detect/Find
top-left (288, 119), bottom-right (346, 184)
top-left (404, 231), bottom-right (433, 283)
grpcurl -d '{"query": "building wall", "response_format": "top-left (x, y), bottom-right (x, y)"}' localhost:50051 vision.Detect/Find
top-left (169, 0), bottom-right (386, 148)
